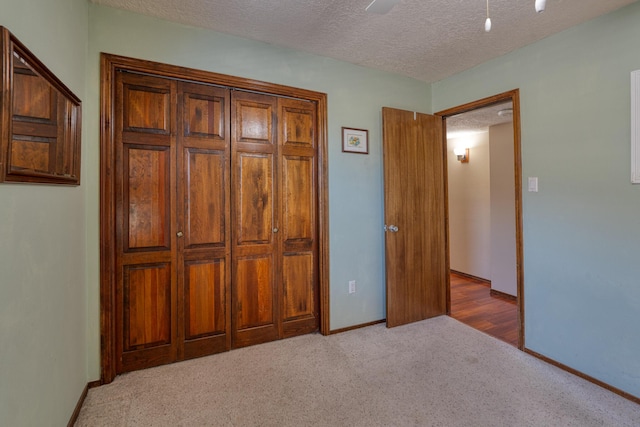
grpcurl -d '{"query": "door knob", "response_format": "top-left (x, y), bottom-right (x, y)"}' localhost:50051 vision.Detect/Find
top-left (388, 225), bottom-right (399, 233)
top-left (273, 228), bottom-right (279, 233)
top-left (176, 231), bottom-right (184, 237)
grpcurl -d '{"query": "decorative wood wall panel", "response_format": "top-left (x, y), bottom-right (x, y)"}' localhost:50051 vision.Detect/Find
top-left (1, 27), bottom-right (82, 185)
top-left (10, 139), bottom-right (51, 171)
top-left (12, 67), bottom-right (54, 119)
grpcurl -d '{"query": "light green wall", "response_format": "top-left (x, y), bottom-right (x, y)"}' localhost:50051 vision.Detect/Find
top-left (433, 2), bottom-right (640, 397)
top-left (0, 0), bottom-right (89, 425)
top-left (85, 4), bottom-right (431, 379)
top-left (4, 3), bottom-right (636, 423)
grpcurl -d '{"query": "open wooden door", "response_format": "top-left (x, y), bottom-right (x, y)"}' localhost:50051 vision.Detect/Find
top-left (382, 107), bottom-right (447, 328)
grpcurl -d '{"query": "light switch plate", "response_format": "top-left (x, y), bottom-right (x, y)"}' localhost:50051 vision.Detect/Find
top-left (528, 177), bottom-right (539, 192)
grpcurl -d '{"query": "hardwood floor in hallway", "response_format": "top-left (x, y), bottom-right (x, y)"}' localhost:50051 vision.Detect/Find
top-left (449, 272), bottom-right (518, 346)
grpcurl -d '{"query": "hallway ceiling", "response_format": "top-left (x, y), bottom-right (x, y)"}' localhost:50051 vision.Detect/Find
top-left (91, 0), bottom-right (637, 83)
top-left (446, 101), bottom-right (513, 137)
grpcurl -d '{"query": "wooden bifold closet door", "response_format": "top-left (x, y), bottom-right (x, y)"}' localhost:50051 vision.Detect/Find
top-left (114, 71), bottom-right (318, 374)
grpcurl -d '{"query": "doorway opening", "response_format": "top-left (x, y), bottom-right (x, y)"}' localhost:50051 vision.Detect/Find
top-left (436, 90), bottom-right (524, 349)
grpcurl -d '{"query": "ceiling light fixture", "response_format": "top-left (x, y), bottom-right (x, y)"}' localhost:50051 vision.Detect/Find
top-left (497, 108), bottom-right (513, 117)
top-left (484, 1), bottom-right (547, 33)
top-left (485, 0), bottom-right (492, 32)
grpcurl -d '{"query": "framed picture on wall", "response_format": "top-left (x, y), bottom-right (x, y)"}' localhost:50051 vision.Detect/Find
top-left (342, 127), bottom-right (369, 154)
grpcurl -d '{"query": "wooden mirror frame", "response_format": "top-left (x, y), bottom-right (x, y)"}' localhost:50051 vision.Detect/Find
top-left (0, 26), bottom-right (81, 185)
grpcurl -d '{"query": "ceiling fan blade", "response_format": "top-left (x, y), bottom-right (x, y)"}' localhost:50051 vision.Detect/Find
top-left (365, 0), bottom-right (400, 15)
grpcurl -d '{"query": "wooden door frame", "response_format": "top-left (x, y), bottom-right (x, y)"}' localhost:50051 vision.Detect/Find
top-left (436, 89), bottom-right (525, 350)
top-left (99, 53), bottom-right (330, 384)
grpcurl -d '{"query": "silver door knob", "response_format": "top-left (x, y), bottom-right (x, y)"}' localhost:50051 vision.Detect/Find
top-left (388, 225), bottom-right (399, 233)
top-left (273, 228), bottom-right (279, 233)
top-left (176, 231), bottom-right (184, 237)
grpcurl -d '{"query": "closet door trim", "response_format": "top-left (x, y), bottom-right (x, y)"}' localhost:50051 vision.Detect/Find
top-left (100, 53), bottom-right (329, 384)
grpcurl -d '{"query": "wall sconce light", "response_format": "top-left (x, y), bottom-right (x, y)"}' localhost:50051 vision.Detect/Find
top-left (454, 147), bottom-right (469, 163)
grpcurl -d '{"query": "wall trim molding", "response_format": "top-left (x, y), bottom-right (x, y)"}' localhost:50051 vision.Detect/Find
top-left (450, 270), bottom-right (491, 286)
top-left (330, 319), bottom-right (386, 334)
top-left (489, 288), bottom-right (517, 301)
top-left (67, 381), bottom-right (101, 427)
top-left (66, 384), bottom-right (87, 427)
top-left (524, 348), bottom-right (640, 405)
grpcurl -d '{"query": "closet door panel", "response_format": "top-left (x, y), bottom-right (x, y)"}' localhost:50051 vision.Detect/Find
top-left (237, 153), bottom-right (273, 244)
top-left (231, 92), bottom-right (279, 348)
top-left (282, 253), bottom-right (314, 319)
top-left (184, 150), bottom-right (226, 247)
top-left (124, 145), bottom-right (171, 251)
top-left (178, 83), bottom-right (231, 360)
top-left (123, 263), bottom-right (172, 350)
top-left (281, 103), bottom-right (315, 149)
top-left (236, 101), bottom-right (273, 143)
top-left (235, 255), bottom-right (275, 328)
top-left (278, 98), bottom-right (319, 337)
top-left (115, 72), bottom-right (178, 373)
top-left (185, 260), bottom-right (226, 338)
top-left (123, 85), bottom-right (170, 134)
top-left (185, 95), bottom-right (225, 138)
top-left (282, 156), bottom-right (314, 242)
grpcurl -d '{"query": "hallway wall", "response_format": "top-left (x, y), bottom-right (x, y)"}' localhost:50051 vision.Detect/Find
top-left (489, 122), bottom-right (517, 297)
top-left (447, 132), bottom-right (491, 280)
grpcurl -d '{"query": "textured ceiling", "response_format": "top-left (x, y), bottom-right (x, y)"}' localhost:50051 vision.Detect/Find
top-left (91, 0), bottom-right (637, 83)
top-left (446, 101), bottom-right (513, 136)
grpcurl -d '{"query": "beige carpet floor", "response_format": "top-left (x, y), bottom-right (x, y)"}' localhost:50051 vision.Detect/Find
top-left (76, 316), bottom-right (640, 426)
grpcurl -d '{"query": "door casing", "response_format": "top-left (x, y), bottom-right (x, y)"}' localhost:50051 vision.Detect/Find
top-left (100, 54), bottom-right (330, 384)
top-left (436, 89), bottom-right (525, 350)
